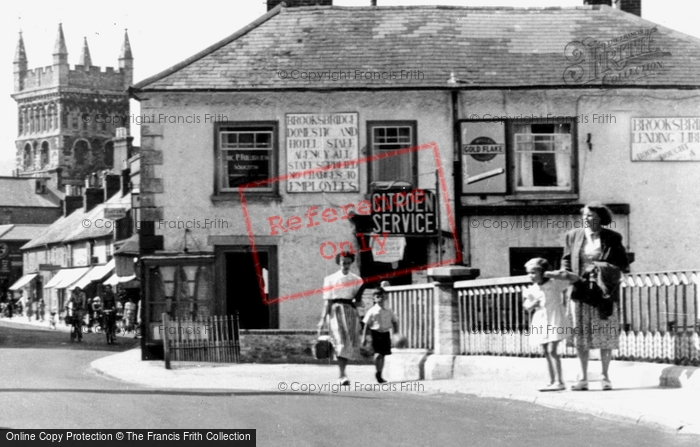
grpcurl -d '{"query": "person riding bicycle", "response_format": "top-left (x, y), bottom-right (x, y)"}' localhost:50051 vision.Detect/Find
top-left (101, 285), bottom-right (117, 342)
top-left (66, 287), bottom-right (87, 342)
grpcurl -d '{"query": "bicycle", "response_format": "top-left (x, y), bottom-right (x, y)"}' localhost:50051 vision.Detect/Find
top-left (66, 307), bottom-right (83, 343)
top-left (102, 309), bottom-right (117, 345)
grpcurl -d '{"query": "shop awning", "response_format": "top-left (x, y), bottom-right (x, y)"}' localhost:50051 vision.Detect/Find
top-left (8, 273), bottom-right (38, 291)
top-left (60, 267), bottom-right (92, 291)
top-left (70, 260), bottom-right (116, 290)
top-left (103, 273), bottom-right (137, 286)
top-left (44, 269), bottom-right (73, 289)
top-left (68, 267), bottom-right (96, 291)
top-left (43, 267), bottom-right (91, 290)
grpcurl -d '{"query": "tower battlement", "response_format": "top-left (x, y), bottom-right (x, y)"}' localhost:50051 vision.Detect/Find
top-left (18, 65), bottom-right (131, 92)
top-left (12, 25), bottom-right (133, 184)
top-left (14, 25), bottom-right (133, 94)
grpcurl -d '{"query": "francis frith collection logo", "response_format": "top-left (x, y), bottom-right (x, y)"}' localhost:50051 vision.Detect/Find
top-left (563, 27), bottom-right (671, 85)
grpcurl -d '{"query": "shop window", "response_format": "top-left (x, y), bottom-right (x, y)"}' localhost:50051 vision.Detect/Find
top-left (511, 122), bottom-right (575, 193)
top-left (368, 121), bottom-right (417, 188)
top-left (147, 264), bottom-right (214, 324)
top-left (216, 122), bottom-right (276, 193)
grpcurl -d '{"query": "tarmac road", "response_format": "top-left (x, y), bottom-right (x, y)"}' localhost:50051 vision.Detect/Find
top-left (0, 322), bottom-right (697, 447)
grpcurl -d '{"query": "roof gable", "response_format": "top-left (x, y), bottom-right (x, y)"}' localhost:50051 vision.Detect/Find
top-left (134, 5), bottom-right (700, 91)
top-left (0, 177), bottom-right (61, 208)
top-left (0, 224), bottom-right (51, 241)
top-left (22, 192), bottom-right (131, 249)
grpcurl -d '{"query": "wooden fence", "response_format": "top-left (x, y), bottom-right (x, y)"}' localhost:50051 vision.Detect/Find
top-left (163, 313), bottom-right (241, 365)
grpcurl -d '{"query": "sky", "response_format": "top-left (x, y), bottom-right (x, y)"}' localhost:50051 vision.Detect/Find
top-left (2, 0), bottom-right (699, 176)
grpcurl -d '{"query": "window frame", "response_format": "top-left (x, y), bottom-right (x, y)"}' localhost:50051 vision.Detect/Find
top-left (214, 121), bottom-right (278, 197)
top-left (506, 118), bottom-right (578, 196)
top-left (366, 120), bottom-right (418, 189)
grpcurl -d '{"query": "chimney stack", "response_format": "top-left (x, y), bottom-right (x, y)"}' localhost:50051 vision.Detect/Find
top-left (84, 173), bottom-right (105, 212)
top-left (584, 1), bottom-right (641, 16)
top-left (63, 187), bottom-right (83, 217)
top-left (102, 172), bottom-right (121, 202)
top-left (267, 0), bottom-right (332, 12)
top-left (616, 0), bottom-right (641, 16)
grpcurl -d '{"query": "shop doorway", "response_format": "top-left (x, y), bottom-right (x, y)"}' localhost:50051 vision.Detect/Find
top-left (224, 249), bottom-right (277, 329)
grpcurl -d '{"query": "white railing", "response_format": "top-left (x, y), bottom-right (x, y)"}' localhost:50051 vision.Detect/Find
top-left (452, 271), bottom-right (700, 364)
top-left (383, 283), bottom-right (435, 350)
top-left (455, 276), bottom-right (577, 357)
top-left (618, 271), bottom-right (700, 364)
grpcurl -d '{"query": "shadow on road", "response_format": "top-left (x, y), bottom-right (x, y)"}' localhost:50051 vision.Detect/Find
top-left (0, 323), bottom-right (140, 351)
top-left (0, 388), bottom-right (372, 398)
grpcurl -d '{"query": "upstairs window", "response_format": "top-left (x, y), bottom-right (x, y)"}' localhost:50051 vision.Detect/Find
top-left (368, 121), bottom-right (417, 188)
top-left (216, 123), bottom-right (276, 193)
top-left (512, 122), bottom-right (574, 193)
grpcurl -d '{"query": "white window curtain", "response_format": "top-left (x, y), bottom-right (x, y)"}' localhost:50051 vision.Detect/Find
top-left (553, 126), bottom-right (571, 189)
top-left (514, 123), bottom-right (571, 190)
top-left (513, 124), bottom-right (533, 188)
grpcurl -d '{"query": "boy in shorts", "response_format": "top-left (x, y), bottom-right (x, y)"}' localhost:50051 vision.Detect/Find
top-left (362, 288), bottom-right (399, 383)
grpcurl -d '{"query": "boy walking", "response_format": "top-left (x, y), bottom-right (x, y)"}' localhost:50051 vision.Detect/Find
top-left (362, 288), bottom-right (399, 383)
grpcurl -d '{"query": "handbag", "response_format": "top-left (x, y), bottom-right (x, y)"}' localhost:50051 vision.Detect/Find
top-left (570, 279), bottom-right (599, 305)
top-left (313, 335), bottom-right (333, 360)
top-left (570, 278), bottom-right (613, 320)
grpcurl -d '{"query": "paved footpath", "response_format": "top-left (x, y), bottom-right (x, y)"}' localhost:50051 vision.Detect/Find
top-left (3, 316), bottom-right (699, 436)
top-left (91, 349), bottom-right (700, 437)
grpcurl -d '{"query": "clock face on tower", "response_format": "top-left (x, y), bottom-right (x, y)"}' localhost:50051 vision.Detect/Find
top-left (0, 243), bottom-right (9, 259)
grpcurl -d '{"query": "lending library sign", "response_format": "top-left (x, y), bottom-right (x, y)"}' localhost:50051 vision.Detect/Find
top-left (371, 189), bottom-right (438, 236)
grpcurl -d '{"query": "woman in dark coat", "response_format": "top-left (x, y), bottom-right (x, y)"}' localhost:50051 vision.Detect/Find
top-left (562, 202), bottom-right (629, 391)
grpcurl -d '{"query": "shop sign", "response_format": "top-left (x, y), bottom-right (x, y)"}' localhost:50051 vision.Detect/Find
top-left (370, 189), bottom-right (438, 235)
top-left (286, 112), bottom-right (359, 192)
top-left (104, 207), bottom-right (128, 220)
top-left (632, 117), bottom-right (700, 161)
top-left (461, 121), bottom-right (507, 193)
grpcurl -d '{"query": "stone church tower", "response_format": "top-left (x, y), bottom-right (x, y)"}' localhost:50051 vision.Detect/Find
top-left (12, 24), bottom-right (133, 188)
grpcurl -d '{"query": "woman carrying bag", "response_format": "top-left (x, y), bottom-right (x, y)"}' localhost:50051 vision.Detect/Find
top-left (317, 252), bottom-right (364, 386)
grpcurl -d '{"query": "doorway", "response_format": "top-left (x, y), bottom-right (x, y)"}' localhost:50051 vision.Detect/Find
top-left (224, 249), bottom-right (277, 329)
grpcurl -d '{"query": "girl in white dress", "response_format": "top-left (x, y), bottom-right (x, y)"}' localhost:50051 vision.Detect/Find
top-left (523, 258), bottom-right (579, 392)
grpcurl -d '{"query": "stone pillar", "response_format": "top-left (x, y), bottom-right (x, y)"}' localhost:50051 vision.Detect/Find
top-left (429, 266), bottom-right (480, 355)
top-left (424, 266), bottom-right (479, 380)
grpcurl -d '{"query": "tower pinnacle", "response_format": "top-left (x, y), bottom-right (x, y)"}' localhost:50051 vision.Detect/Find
top-left (79, 37), bottom-right (92, 67)
top-left (14, 31), bottom-right (27, 65)
top-left (120, 29), bottom-right (133, 60)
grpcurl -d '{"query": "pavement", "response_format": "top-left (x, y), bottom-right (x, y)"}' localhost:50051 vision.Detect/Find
top-left (3, 316), bottom-right (700, 436)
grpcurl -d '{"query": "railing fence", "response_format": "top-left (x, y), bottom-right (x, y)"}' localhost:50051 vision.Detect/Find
top-left (385, 283), bottom-right (435, 350)
top-left (163, 312), bottom-right (241, 364)
top-left (455, 271), bottom-right (700, 365)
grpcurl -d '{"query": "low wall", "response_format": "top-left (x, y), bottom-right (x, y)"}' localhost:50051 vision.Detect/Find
top-left (239, 330), bottom-right (374, 364)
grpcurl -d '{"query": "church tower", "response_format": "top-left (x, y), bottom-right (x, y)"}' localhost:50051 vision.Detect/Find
top-left (11, 25), bottom-right (133, 188)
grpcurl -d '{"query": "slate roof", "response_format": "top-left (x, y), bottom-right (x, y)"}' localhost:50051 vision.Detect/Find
top-left (0, 177), bottom-right (61, 208)
top-left (0, 224), bottom-right (51, 241)
top-left (22, 192), bottom-right (131, 249)
top-left (134, 4), bottom-right (700, 91)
